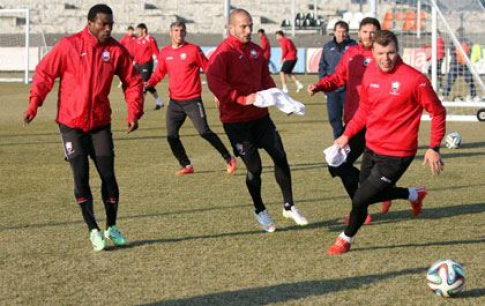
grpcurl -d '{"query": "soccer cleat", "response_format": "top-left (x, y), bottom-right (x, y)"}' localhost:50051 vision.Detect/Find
top-left (104, 225), bottom-right (127, 247)
top-left (340, 214), bottom-right (372, 225)
top-left (282, 206), bottom-right (308, 226)
top-left (410, 186), bottom-right (427, 216)
top-left (327, 236), bottom-right (351, 255)
top-left (296, 82), bottom-right (304, 93)
top-left (90, 229), bottom-right (106, 252)
top-left (254, 210), bottom-right (276, 233)
top-left (176, 165), bottom-right (194, 176)
top-left (154, 105), bottom-right (162, 110)
top-left (382, 200), bottom-right (392, 215)
top-left (282, 86), bottom-right (289, 94)
top-left (226, 157), bottom-right (237, 175)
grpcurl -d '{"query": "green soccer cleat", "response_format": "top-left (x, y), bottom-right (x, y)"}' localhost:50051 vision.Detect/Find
top-left (89, 229), bottom-right (106, 252)
top-left (104, 225), bottom-right (127, 247)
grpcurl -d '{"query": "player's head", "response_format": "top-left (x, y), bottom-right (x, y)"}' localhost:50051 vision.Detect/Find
top-left (87, 4), bottom-right (113, 44)
top-left (257, 29), bottom-right (265, 38)
top-left (275, 30), bottom-right (285, 41)
top-left (126, 25), bottom-right (134, 36)
top-left (334, 21), bottom-right (349, 44)
top-left (170, 21), bottom-right (187, 46)
top-left (372, 30), bottom-right (399, 73)
top-left (358, 17), bottom-right (381, 49)
top-left (136, 23), bottom-right (148, 36)
top-left (229, 9), bottom-right (253, 44)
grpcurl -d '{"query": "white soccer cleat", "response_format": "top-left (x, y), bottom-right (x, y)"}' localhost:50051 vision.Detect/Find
top-left (282, 86), bottom-right (289, 94)
top-left (254, 210), bottom-right (276, 232)
top-left (89, 229), bottom-right (106, 252)
top-left (283, 205), bottom-right (308, 226)
top-left (296, 82), bottom-right (304, 93)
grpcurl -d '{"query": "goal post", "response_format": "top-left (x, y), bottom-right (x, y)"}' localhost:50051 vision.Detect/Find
top-left (0, 8), bottom-right (30, 84)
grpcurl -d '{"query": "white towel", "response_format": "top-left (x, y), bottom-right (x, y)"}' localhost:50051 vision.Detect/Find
top-left (254, 88), bottom-right (306, 115)
top-left (323, 144), bottom-right (351, 167)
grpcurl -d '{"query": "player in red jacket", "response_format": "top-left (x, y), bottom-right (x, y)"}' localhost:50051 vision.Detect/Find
top-left (207, 9), bottom-right (308, 232)
top-left (275, 30), bottom-right (303, 93)
top-left (308, 17), bottom-right (383, 223)
top-left (120, 25), bottom-right (136, 58)
top-left (257, 28), bottom-right (277, 74)
top-left (23, 4), bottom-right (144, 252)
top-left (327, 30), bottom-right (446, 255)
top-left (145, 22), bottom-right (236, 176)
top-left (134, 23), bottom-right (163, 110)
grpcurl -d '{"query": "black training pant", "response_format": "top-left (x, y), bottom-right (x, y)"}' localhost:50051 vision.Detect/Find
top-left (135, 61), bottom-right (157, 94)
top-left (344, 148), bottom-right (413, 237)
top-left (223, 115), bottom-right (293, 213)
top-left (166, 97), bottom-right (231, 167)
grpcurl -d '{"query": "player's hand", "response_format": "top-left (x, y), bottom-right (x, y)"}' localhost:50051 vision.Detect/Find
top-left (245, 93), bottom-right (256, 105)
top-left (126, 120), bottom-right (139, 134)
top-left (143, 82), bottom-right (152, 91)
top-left (214, 96), bottom-right (220, 109)
top-left (23, 106), bottom-right (37, 127)
top-left (423, 149), bottom-right (444, 175)
top-left (334, 135), bottom-right (349, 148)
top-left (307, 84), bottom-right (318, 96)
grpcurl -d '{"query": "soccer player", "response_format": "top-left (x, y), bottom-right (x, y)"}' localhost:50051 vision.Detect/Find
top-left (257, 29), bottom-right (276, 72)
top-left (327, 30), bottom-right (446, 255)
top-left (207, 9), bottom-right (308, 232)
top-left (144, 21), bottom-right (236, 176)
top-left (23, 4), bottom-right (144, 252)
top-left (134, 23), bottom-right (163, 110)
top-left (318, 21), bottom-right (357, 139)
top-left (308, 17), bottom-right (383, 223)
top-left (275, 30), bottom-right (304, 93)
top-left (120, 25), bottom-right (136, 58)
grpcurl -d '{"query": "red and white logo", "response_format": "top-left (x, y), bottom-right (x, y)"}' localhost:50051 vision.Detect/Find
top-left (102, 51), bottom-right (110, 62)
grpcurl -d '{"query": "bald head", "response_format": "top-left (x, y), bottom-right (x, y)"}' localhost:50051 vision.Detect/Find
top-left (229, 9), bottom-right (253, 44)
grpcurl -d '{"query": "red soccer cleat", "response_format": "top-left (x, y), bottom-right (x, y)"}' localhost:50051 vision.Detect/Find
top-left (340, 214), bottom-right (372, 225)
top-left (410, 186), bottom-right (427, 216)
top-left (176, 165), bottom-right (194, 176)
top-left (382, 200), bottom-right (392, 214)
top-left (226, 157), bottom-right (237, 175)
top-left (327, 236), bottom-right (351, 255)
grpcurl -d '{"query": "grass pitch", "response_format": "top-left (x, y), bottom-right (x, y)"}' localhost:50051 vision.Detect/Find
top-left (1, 75), bottom-right (485, 306)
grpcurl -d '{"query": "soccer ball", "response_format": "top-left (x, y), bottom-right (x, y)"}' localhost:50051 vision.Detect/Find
top-left (427, 259), bottom-right (465, 298)
top-left (445, 132), bottom-right (462, 149)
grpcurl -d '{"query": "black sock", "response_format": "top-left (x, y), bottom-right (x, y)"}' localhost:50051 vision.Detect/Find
top-left (78, 200), bottom-right (99, 231)
top-left (284, 202), bottom-right (293, 211)
top-left (103, 200), bottom-right (118, 228)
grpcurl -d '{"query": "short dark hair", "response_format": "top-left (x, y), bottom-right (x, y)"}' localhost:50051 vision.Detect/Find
top-left (87, 4), bottom-right (112, 22)
top-left (372, 30), bottom-right (399, 51)
top-left (359, 17), bottom-right (381, 31)
top-left (334, 21), bottom-right (349, 32)
top-left (170, 21), bottom-right (186, 30)
top-left (275, 30), bottom-right (285, 36)
top-left (136, 23), bottom-right (147, 30)
top-left (258, 29), bottom-right (265, 34)
top-left (127, 26), bottom-right (134, 31)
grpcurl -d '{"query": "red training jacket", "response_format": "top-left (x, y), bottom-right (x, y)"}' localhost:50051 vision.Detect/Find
top-left (343, 58), bottom-right (446, 157)
top-left (207, 34), bottom-right (276, 123)
top-left (120, 34), bottom-right (136, 57)
top-left (134, 35), bottom-right (159, 65)
top-left (313, 44), bottom-right (373, 124)
top-left (148, 42), bottom-right (208, 101)
top-left (28, 26), bottom-right (144, 132)
top-left (279, 36), bottom-right (297, 61)
top-left (260, 35), bottom-right (271, 61)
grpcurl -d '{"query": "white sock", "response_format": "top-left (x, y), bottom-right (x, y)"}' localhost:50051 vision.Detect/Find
top-left (408, 187), bottom-right (418, 202)
top-left (156, 97), bottom-right (163, 106)
top-left (339, 232), bottom-right (353, 243)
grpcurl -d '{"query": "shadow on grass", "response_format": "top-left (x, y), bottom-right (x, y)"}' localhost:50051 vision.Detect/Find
top-left (137, 267), bottom-right (425, 306)
top-left (462, 288), bottom-right (485, 298)
top-left (128, 219), bottom-right (336, 248)
top-left (352, 238), bottom-right (484, 253)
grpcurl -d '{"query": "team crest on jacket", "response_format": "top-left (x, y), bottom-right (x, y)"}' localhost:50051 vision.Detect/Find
top-left (180, 53), bottom-right (187, 60)
top-left (250, 49), bottom-right (259, 59)
top-left (102, 51), bottom-right (110, 62)
top-left (363, 57), bottom-right (371, 66)
top-left (390, 81), bottom-right (400, 95)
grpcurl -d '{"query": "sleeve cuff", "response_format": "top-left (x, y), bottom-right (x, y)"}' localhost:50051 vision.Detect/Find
top-left (236, 96), bottom-right (247, 105)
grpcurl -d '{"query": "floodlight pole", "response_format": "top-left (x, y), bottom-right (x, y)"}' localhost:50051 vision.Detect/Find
top-left (291, 0), bottom-right (296, 37)
top-left (431, 5), bottom-right (437, 90)
top-left (25, 8), bottom-right (30, 84)
top-left (417, 0), bottom-right (421, 39)
top-left (370, 0), bottom-right (377, 17)
top-left (223, 0), bottom-right (230, 38)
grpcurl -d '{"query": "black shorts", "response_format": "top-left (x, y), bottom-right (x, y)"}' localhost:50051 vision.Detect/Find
top-left (281, 59), bottom-right (297, 74)
top-left (223, 115), bottom-right (277, 157)
top-left (59, 124), bottom-right (114, 160)
top-left (359, 148), bottom-right (414, 186)
top-left (134, 61), bottom-right (154, 81)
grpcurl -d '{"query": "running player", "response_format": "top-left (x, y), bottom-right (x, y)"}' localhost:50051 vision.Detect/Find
top-left (145, 22), bottom-right (236, 176)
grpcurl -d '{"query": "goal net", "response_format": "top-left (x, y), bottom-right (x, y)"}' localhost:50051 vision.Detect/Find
top-left (379, 0), bottom-right (485, 122)
top-left (0, 9), bottom-right (47, 84)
